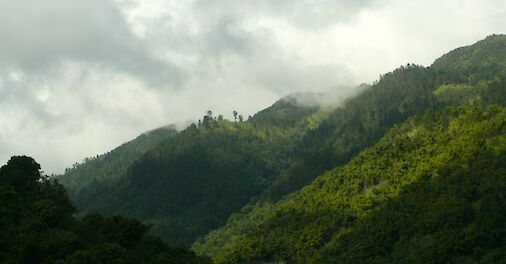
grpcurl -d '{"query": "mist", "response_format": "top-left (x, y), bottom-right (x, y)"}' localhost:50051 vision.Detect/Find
top-left (0, 0), bottom-right (505, 173)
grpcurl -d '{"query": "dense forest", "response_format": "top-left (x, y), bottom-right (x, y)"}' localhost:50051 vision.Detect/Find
top-left (193, 35), bottom-right (506, 262)
top-left (2, 34), bottom-right (502, 263)
top-left (59, 125), bottom-right (179, 210)
top-left (0, 156), bottom-right (209, 263)
top-left (196, 105), bottom-right (506, 263)
top-left (59, 94), bottom-right (327, 245)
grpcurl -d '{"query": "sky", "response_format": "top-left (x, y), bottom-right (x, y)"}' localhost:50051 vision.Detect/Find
top-left (0, 0), bottom-right (505, 174)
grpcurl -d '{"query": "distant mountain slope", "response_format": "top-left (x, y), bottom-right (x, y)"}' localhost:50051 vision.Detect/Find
top-left (197, 105), bottom-right (506, 263)
top-left (59, 125), bottom-right (178, 209)
top-left (251, 93), bottom-right (320, 127)
top-left (251, 90), bottom-right (361, 128)
top-left (59, 94), bottom-right (328, 246)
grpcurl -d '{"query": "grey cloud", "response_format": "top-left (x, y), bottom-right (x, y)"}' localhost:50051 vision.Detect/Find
top-left (140, 1), bottom-right (357, 94)
top-left (1, 0), bottom-right (505, 174)
top-left (193, 0), bottom-right (376, 28)
top-left (0, 0), bottom-right (180, 87)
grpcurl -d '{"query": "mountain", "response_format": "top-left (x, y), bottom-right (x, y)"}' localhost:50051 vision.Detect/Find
top-left (59, 34), bottom-right (506, 262)
top-left (0, 156), bottom-right (209, 263)
top-left (193, 34), bottom-right (506, 262)
top-left (198, 105), bottom-right (506, 263)
top-left (58, 94), bottom-right (331, 245)
top-left (259, 65), bottom-right (438, 202)
top-left (432, 34), bottom-right (506, 82)
top-left (258, 35), bottom-right (506, 203)
top-left (59, 125), bottom-right (179, 209)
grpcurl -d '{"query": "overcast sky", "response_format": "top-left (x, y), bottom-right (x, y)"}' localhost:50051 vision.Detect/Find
top-left (0, 0), bottom-right (504, 174)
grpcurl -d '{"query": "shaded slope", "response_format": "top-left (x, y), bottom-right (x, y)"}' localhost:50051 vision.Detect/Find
top-left (64, 95), bottom-right (323, 246)
top-left (59, 125), bottom-right (178, 209)
top-left (93, 121), bottom-right (298, 245)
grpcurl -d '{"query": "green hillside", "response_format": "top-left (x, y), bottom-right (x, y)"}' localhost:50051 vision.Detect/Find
top-left (59, 94), bottom-right (325, 246)
top-left (59, 125), bottom-right (178, 209)
top-left (432, 34), bottom-right (506, 82)
top-left (261, 35), bottom-right (506, 204)
top-left (197, 104), bottom-right (506, 263)
top-left (56, 35), bottom-right (506, 262)
top-left (193, 34), bottom-right (506, 262)
top-left (260, 64), bottom-right (438, 202)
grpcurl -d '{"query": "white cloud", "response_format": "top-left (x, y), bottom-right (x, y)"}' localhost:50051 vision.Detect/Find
top-left (0, 0), bottom-right (505, 173)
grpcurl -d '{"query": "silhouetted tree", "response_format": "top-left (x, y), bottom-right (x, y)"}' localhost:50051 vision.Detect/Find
top-left (0, 155), bottom-right (42, 192)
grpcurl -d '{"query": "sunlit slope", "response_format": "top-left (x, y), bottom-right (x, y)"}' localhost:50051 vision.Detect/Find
top-left (199, 105), bottom-right (506, 263)
top-left (194, 34), bottom-right (506, 261)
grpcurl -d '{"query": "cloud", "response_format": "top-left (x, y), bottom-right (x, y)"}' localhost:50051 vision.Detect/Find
top-left (0, 0), bottom-right (505, 173)
top-left (191, 0), bottom-right (375, 28)
top-left (0, 0), bottom-right (180, 86)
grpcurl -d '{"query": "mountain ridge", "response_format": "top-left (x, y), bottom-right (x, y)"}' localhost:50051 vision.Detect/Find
top-left (57, 35), bottom-right (506, 262)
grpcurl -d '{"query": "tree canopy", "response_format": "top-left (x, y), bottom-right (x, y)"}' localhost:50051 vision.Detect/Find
top-left (0, 156), bottom-right (209, 263)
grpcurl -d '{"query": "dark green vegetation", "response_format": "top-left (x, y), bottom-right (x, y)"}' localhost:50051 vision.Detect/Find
top-left (59, 125), bottom-right (178, 209)
top-left (193, 34), bottom-right (506, 262)
top-left (0, 156), bottom-right (209, 263)
top-left (58, 34), bottom-right (506, 263)
top-left (60, 95), bottom-right (325, 246)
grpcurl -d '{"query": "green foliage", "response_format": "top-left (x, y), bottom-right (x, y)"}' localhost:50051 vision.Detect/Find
top-left (84, 119), bottom-right (308, 245)
top-left (61, 97), bottom-right (319, 246)
top-left (198, 105), bottom-right (506, 263)
top-left (261, 64), bottom-right (439, 202)
top-left (433, 83), bottom-right (479, 104)
top-left (194, 35), bottom-right (506, 258)
top-left (0, 156), bottom-right (42, 193)
top-left (251, 93), bottom-right (320, 127)
top-left (432, 34), bottom-right (506, 83)
top-left (57, 34), bottom-right (506, 260)
top-left (59, 126), bottom-right (178, 209)
top-left (0, 156), bottom-right (209, 263)
top-left (433, 79), bottom-right (506, 107)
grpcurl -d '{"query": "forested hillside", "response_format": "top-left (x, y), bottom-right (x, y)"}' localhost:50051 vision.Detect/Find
top-left (193, 34), bottom-right (506, 262)
top-left (196, 105), bottom-right (506, 263)
top-left (0, 156), bottom-right (209, 263)
top-left (56, 34), bottom-right (506, 263)
top-left (260, 35), bottom-right (506, 203)
top-left (59, 125), bottom-right (178, 209)
top-left (260, 64), bottom-right (438, 202)
top-left (59, 94), bottom-right (329, 246)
